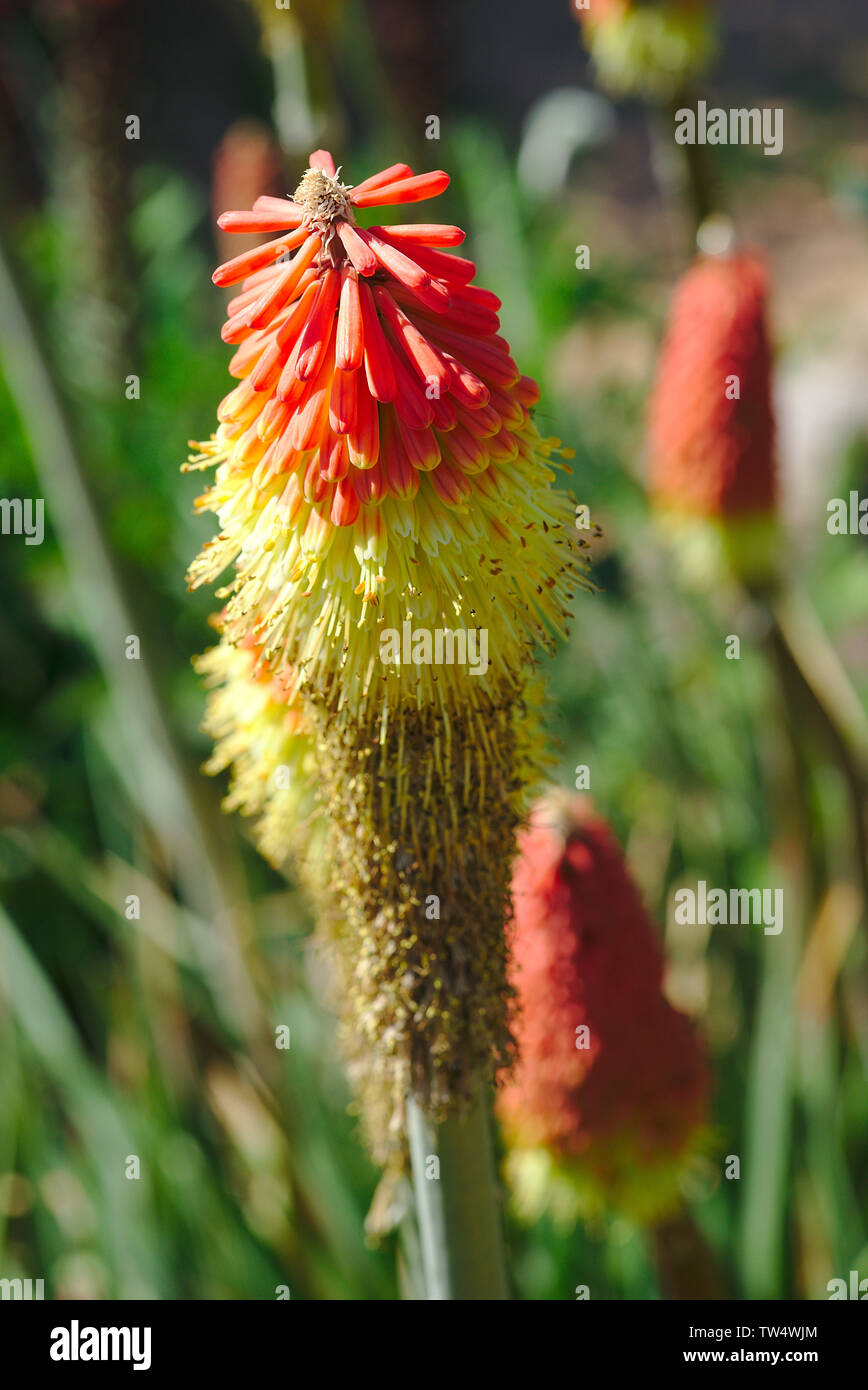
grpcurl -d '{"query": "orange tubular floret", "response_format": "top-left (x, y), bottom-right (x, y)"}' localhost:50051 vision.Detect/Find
top-left (217, 207), bottom-right (303, 234)
top-left (329, 366), bottom-right (357, 437)
top-left (350, 170), bottom-right (450, 207)
top-left (347, 163), bottom-right (414, 199)
top-left (336, 222), bottom-right (378, 277)
top-left (358, 283), bottom-right (397, 403)
top-left (372, 230), bottom-right (476, 285)
top-left (295, 270), bottom-right (341, 382)
top-left (373, 288), bottom-right (451, 394)
top-left (308, 149), bottom-right (336, 176)
top-left (212, 227), bottom-right (308, 287)
top-left (336, 269), bottom-right (364, 372)
top-left (378, 223), bottom-right (465, 248)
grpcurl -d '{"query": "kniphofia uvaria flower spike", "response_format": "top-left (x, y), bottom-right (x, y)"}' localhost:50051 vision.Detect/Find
top-left (647, 248), bottom-right (779, 585)
top-left (187, 150), bottom-right (591, 1132)
top-left (499, 794), bottom-right (711, 1224)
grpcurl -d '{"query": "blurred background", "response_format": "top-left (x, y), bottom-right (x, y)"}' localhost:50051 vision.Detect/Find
top-left (0, 0), bottom-right (867, 1300)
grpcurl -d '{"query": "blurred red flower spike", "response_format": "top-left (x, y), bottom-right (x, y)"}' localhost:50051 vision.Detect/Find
top-left (648, 250), bottom-right (777, 520)
top-left (498, 795), bottom-right (711, 1222)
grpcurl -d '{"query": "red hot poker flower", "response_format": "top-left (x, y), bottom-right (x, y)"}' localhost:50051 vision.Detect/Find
top-left (499, 795), bottom-right (710, 1223)
top-left (190, 147), bottom-right (581, 719)
top-left (648, 250), bottom-right (777, 521)
top-left (190, 150), bottom-right (587, 1121)
top-left (646, 250), bottom-right (779, 585)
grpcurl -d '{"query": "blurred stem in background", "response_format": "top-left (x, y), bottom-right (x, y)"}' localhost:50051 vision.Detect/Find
top-left (738, 587), bottom-right (867, 1298)
top-left (763, 601), bottom-right (867, 1293)
top-left (797, 913), bottom-right (865, 1292)
top-left (43, 0), bottom-right (138, 397)
top-left (737, 622), bottom-right (809, 1299)
top-left (648, 94), bottom-right (719, 253)
top-left (670, 92), bottom-right (716, 232)
top-left (767, 596), bottom-right (868, 925)
top-left (246, 0), bottom-right (345, 166)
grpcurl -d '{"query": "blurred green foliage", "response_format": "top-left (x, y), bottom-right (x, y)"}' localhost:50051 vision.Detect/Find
top-left (0, 0), bottom-right (867, 1300)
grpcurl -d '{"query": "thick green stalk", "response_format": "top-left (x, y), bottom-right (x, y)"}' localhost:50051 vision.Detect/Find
top-left (407, 1089), bottom-right (509, 1301)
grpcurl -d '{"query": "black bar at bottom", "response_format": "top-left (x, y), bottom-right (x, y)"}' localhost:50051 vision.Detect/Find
top-left (0, 1297), bottom-right (861, 1374)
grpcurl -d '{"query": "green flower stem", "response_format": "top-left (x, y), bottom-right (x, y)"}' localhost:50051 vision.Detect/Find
top-left (407, 1088), bottom-right (509, 1301)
